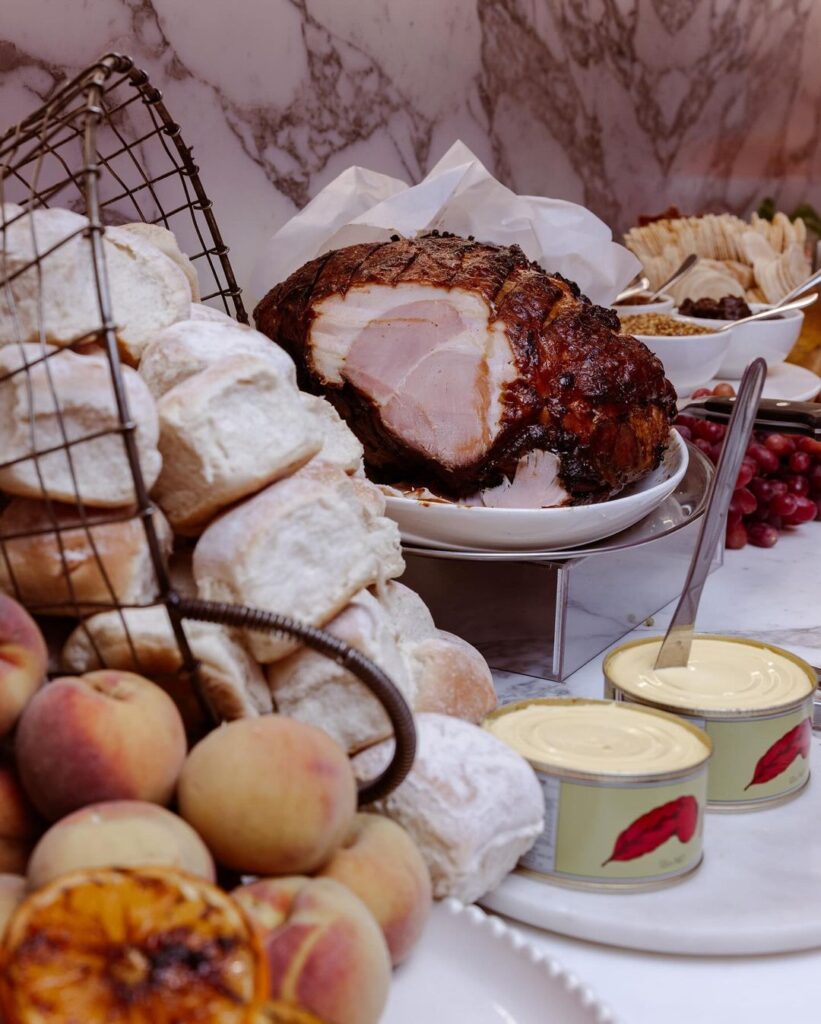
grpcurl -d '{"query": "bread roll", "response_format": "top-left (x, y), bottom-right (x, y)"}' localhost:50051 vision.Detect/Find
top-left (61, 605), bottom-right (271, 732)
top-left (375, 580), bottom-right (436, 643)
top-left (189, 302), bottom-right (244, 325)
top-left (353, 713), bottom-right (543, 903)
top-left (0, 208), bottom-right (190, 359)
top-left (267, 589), bottom-right (416, 753)
top-left (0, 344), bottom-right (161, 507)
top-left (152, 354), bottom-right (321, 533)
top-left (116, 222), bottom-right (201, 302)
top-left (0, 499), bottom-right (171, 615)
top-left (404, 629), bottom-right (497, 722)
top-left (193, 462), bottom-right (404, 662)
top-left (138, 319), bottom-right (295, 400)
top-left (300, 393), bottom-right (364, 474)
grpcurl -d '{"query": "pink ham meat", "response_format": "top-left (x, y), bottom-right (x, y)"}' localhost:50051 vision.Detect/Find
top-left (254, 234), bottom-right (676, 505)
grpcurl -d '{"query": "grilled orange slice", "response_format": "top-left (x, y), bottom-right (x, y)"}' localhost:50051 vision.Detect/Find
top-left (0, 866), bottom-right (267, 1023)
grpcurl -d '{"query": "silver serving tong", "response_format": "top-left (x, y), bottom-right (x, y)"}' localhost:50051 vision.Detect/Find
top-left (714, 291), bottom-right (818, 331)
top-left (614, 275), bottom-right (650, 304)
top-left (654, 357), bottom-right (768, 669)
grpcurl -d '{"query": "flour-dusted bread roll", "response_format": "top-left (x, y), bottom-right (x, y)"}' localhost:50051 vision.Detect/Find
top-left (375, 580), bottom-right (436, 643)
top-left (0, 208), bottom-right (190, 358)
top-left (0, 499), bottom-right (171, 614)
top-left (138, 319), bottom-right (295, 400)
top-left (0, 344), bottom-right (161, 506)
top-left (300, 394), bottom-right (364, 475)
top-left (404, 630), bottom-right (497, 722)
top-left (194, 462), bottom-right (405, 662)
top-left (267, 589), bottom-right (416, 753)
top-left (116, 222), bottom-right (201, 301)
top-left (152, 354), bottom-right (321, 533)
top-left (61, 605), bottom-right (271, 731)
top-left (353, 713), bottom-right (543, 903)
top-left (189, 302), bottom-right (244, 325)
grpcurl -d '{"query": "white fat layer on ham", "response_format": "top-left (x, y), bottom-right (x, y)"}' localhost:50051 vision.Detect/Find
top-left (309, 284), bottom-right (516, 469)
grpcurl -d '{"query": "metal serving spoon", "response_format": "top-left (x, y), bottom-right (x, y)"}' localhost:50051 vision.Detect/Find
top-left (654, 357), bottom-right (767, 669)
top-left (646, 253), bottom-right (698, 302)
top-left (780, 266), bottom-right (821, 305)
top-left (614, 275), bottom-right (650, 304)
top-left (714, 291), bottom-right (818, 332)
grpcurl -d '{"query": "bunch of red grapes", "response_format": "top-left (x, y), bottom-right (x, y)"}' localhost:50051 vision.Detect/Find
top-left (675, 389), bottom-right (821, 550)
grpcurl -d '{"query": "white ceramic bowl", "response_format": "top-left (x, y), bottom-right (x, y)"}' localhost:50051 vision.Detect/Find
top-left (632, 320), bottom-right (732, 398)
top-left (676, 303), bottom-right (803, 379)
top-left (382, 431), bottom-right (688, 552)
top-left (612, 293), bottom-right (675, 317)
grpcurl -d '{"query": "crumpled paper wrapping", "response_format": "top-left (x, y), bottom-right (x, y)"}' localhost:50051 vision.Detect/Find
top-left (250, 141), bottom-right (639, 307)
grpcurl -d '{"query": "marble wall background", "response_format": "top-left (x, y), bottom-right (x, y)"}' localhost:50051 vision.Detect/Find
top-left (1, 0), bottom-right (819, 295)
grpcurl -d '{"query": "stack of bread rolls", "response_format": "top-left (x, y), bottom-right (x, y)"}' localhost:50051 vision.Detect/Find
top-left (0, 205), bottom-right (543, 904)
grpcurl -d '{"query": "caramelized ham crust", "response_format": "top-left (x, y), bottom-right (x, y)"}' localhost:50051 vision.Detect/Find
top-left (254, 235), bottom-right (677, 504)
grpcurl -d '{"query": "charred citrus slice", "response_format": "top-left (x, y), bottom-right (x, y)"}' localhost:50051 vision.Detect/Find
top-left (0, 866), bottom-right (267, 1023)
top-left (254, 1001), bottom-right (328, 1023)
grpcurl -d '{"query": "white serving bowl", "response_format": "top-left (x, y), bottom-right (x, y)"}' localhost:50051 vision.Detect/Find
top-left (676, 303), bottom-right (803, 379)
top-left (382, 431), bottom-right (688, 552)
top-left (612, 293), bottom-right (675, 317)
top-left (631, 321), bottom-right (732, 399)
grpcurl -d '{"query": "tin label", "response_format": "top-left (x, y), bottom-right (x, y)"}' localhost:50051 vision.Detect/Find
top-left (521, 768), bottom-right (707, 884)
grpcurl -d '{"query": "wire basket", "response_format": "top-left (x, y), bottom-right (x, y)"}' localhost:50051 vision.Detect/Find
top-left (0, 52), bottom-right (414, 803)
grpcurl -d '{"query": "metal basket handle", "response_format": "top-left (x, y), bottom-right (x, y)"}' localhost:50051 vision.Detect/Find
top-left (170, 594), bottom-right (416, 804)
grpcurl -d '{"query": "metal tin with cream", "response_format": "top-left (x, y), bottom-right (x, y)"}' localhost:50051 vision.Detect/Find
top-left (604, 635), bottom-right (815, 811)
top-left (483, 698), bottom-right (711, 891)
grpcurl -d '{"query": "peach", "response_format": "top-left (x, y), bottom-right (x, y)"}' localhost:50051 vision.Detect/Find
top-left (177, 716), bottom-right (356, 875)
top-left (0, 760), bottom-right (44, 874)
top-left (0, 594), bottom-right (47, 735)
top-left (318, 813), bottom-right (431, 965)
top-left (26, 799), bottom-right (215, 889)
top-left (233, 876), bottom-right (390, 1024)
top-left (0, 874), bottom-right (26, 937)
top-left (15, 670), bottom-right (187, 821)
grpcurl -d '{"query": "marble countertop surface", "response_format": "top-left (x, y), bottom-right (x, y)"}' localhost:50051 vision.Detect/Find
top-left (494, 527), bottom-right (821, 1024)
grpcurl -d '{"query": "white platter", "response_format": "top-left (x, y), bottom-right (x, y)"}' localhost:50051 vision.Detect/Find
top-left (384, 899), bottom-right (614, 1024)
top-left (482, 738), bottom-right (821, 956)
top-left (709, 361), bottom-right (820, 402)
top-left (384, 431), bottom-right (688, 552)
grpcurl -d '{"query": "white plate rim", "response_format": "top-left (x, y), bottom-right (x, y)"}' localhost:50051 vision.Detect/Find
top-left (415, 899), bottom-right (616, 1024)
top-left (708, 361), bottom-right (820, 398)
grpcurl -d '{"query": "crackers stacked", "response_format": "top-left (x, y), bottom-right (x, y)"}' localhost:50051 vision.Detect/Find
top-left (624, 212), bottom-right (811, 305)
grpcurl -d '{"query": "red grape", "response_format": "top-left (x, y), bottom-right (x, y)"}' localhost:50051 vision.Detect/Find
top-left (788, 451), bottom-right (812, 474)
top-left (764, 513), bottom-right (784, 530)
top-left (749, 478), bottom-right (777, 503)
top-left (693, 419), bottom-right (725, 443)
top-left (735, 462), bottom-right (754, 489)
top-left (783, 473), bottom-right (810, 496)
top-left (727, 508), bottom-right (743, 529)
top-left (769, 479), bottom-right (788, 497)
top-left (783, 496), bottom-right (818, 525)
top-left (726, 521), bottom-right (748, 549)
top-left (764, 433), bottom-right (793, 456)
top-left (796, 436), bottom-right (821, 457)
top-left (747, 443), bottom-right (780, 475)
top-left (694, 438), bottom-right (713, 457)
top-left (675, 415), bottom-right (699, 431)
top-left (730, 488), bottom-right (757, 516)
top-left (770, 492), bottom-right (798, 518)
top-left (676, 425), bottom-right (693, 442)
top-left (747, 523), bottom-right (779, 548)
top-left (691, 387), bottom-right (713, 399)
top-left (810, 463), bottom-right (821, 496)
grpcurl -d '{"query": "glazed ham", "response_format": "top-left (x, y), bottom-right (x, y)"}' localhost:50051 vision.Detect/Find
top-left (254, 235), bottom-right (676, 505)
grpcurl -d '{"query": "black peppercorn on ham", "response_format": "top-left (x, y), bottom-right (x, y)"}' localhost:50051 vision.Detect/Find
top-left (254, 234), bottom-right (677, 505)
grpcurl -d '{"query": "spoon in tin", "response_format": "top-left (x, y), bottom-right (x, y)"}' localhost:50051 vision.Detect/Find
top-left (653, 357), bottom-right (767, 670)
top-left (646, 253), bottom-right (698, 302)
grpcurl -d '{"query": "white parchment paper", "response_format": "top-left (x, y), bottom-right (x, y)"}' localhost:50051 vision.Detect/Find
top-left (250, 141), bottom-right (639, 307)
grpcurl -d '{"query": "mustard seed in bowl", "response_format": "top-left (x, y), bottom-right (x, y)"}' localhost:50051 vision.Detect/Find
top-left (620, 313), bottom-right (716, 337)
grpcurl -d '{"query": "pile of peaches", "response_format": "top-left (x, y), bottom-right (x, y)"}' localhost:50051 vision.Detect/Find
top-left (0, 594), bottom-right (432, 1024)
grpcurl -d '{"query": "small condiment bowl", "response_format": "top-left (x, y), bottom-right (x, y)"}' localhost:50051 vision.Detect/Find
top-left (629, 319), bottom-right (732, 399)
top-left (676, 303), bottom-right (803, 379)
top-left (612, 293), bottom-right (675, 317)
